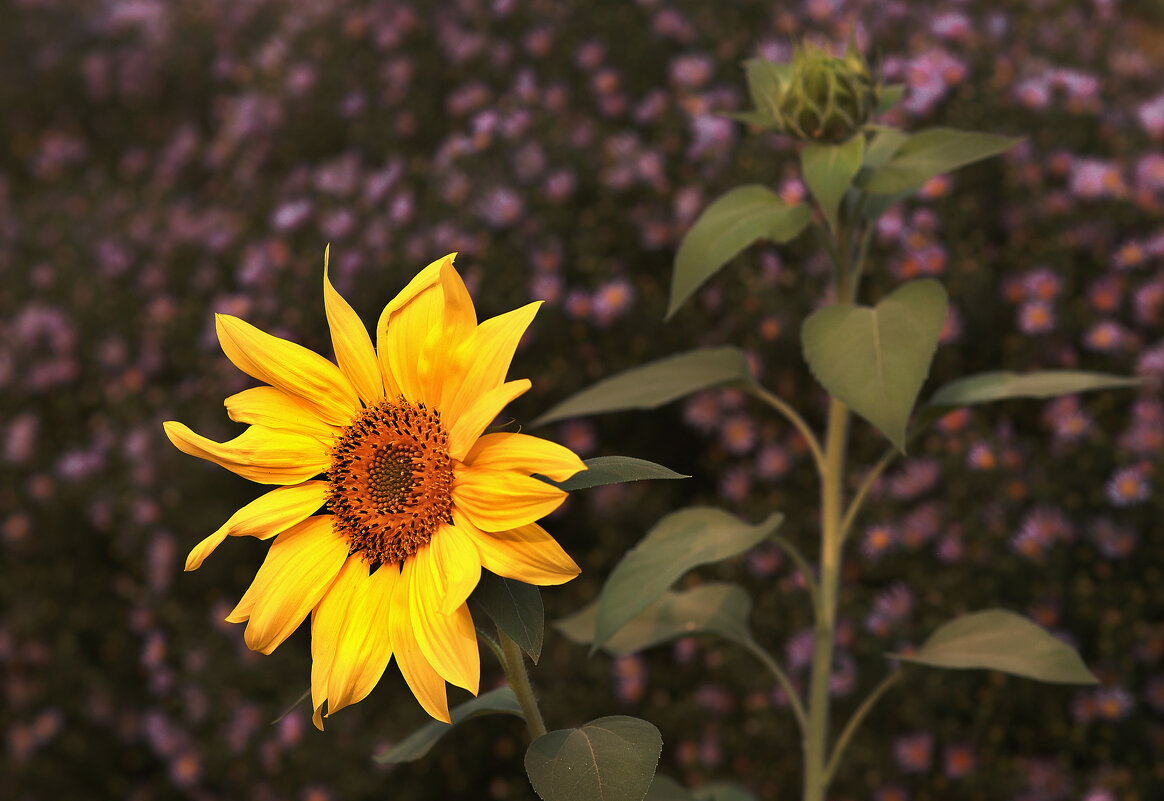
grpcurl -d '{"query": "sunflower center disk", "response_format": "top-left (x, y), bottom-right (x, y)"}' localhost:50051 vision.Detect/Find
top-left (328, 399), bottom-right (454, 566)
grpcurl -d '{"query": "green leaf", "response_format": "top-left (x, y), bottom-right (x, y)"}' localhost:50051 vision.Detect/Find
top-left (861, 127), bottom-right (1021, 195)
top-left (875, 84), bottom-right (906, 114)
top-left (645, 775), bottom-right (695, 801)
top-left (532, 348), bottom-right (755, 427)
top-left (929, 370), bottom-right (1144, 407)
top-left (593, 508), bottom-right (783, 651)
top-left (526, 716), bottom-right (663, 801)
top-left (544, 456), bottom-right (689, 492)
top-left (801, 134), bottom-right (866, 232)
top-left (469, 573), bottom-right (543, 663)
top-left (801, 279), bottom-right (948, 451)
top-left (693, 782), bottom-right (759, 801)
top-left (892, 610), bottom-right (1098, 684)
top-left (374, 687), bottom-right (523, 764)
top-left (668, 186), bottom-right (811, 319)
top-left (557, 582), bottom-right (754, 655)
top-left (741, 58), bottom-right (790, 119)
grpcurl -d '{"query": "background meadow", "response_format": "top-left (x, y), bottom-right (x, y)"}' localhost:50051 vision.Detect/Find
top-left (2, 0), bottom-right (1162, 799)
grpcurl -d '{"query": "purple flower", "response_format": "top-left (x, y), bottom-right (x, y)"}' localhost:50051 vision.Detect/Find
top-left (1106, 464), bottom-right (1150, 506)
top-left (893, 731), bottom-right (934, 773)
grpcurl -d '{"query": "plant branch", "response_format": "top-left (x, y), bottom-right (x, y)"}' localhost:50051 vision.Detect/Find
top-left (497, 626), bottom-right (547, 739)
top-left (751, 384), bottom-right (826, 474)
top-left (823, 670), bottom-right (903, 785)
top-left (772, 533), bottom-right (822, 618)
top-left (839, 445), bottom-right (896, 545)
top-left (741, 638), bottom-right (807, 733)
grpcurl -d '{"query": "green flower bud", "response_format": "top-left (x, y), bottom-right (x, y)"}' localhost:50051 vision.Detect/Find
top-left (741, 42), bottom-right (880, 143)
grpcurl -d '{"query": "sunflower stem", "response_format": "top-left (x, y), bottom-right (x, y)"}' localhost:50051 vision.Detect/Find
top-left (498, 626), bottom-right (547, 740)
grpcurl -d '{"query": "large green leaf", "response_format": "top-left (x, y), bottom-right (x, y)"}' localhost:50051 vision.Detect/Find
top-left (668, 186), bottom-right (811, 319)
top-left (469, 573), bottom-right (543, 663)
top-left (891, 610), bottom-right (1098, 684)
top-left (532, 348), bottom-right (755, 427)
top-left (557, 582), bottom-right (754, 655)
top-left (545, 456), bottom-right (689, 492)
top-left (801, 279), bottom-right (948, 451)
top-left (929, 370), bottom-right (1144, 407)
top-left (526, 716), bottom-right (663, 801)
top-left (593, 509), bottom-right (783, 651)
top-left (374, 687), bottom-right (523, 764)
top-left (801, 134), bottom-right (865, 232)
top-left (861, 127), bottom-right (1021, 195)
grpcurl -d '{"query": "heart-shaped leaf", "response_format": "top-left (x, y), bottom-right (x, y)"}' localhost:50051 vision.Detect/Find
top-left (802, 279), bottom-right (947, 451)
top-left (532, 348), bottom-right (755, 427)
top-left (526, 716), bottom-right (663, 801)
top-left (861, 128), bottom-right (1021, 195)
top-left (929, 370), bottom-right (1144, 407)
top-left (891, 609), bottom-right (1098, 684)
top-left (801, 134), bottom-right (865, 232)
top-left (557, 582), bottom-right (754, 655)
top-left (469, 573), bottom-right (544, 663)
top-left (374, 687), bottom-right (523, 764)
top-left (593, 509), bottom-right (783, 651)
top-left (669, 186), bottom-right (811, 319)
top-left (543, 456), bottom-right (689, 492)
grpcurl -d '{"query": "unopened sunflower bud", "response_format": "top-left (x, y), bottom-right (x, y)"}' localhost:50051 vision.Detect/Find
top-left (741, 42), bottom-right (880, 143)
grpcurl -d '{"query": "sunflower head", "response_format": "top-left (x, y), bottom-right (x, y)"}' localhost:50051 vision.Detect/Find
top-left (164, 250), bottom-right (584, 727)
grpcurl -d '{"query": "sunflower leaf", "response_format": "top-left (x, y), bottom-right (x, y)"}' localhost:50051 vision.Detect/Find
top-left (669, 186), bottom-right (811, 319)
top-left (890, 609), bottom-right (1098, 684)
top-left (801, 134), bottom-right (865, 232)
top-left (541, 456), bottom-right (689, 491)
top-left (525, 716), bottom-right (663, 801)
top-left (859, 127), bottom-right (1021, 195)
top-left (531, 347), bottom-right (755, 427)
top-left (557, 582), bottom-right (754, 655)
top-left (469, 573), bottom-right (544, 663)
top-left (373, 687), bottom-right (523, 764)
top-left (928, 370), bottom-right (1144, 407)
top-left (645, 775), bottom-right (696, 801)
top-left (592, 508), bottom-right (783, 652)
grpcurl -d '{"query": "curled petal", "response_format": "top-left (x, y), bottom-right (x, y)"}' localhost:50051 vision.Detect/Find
top-left (215, 313), bottom-right (359, 426)
top-left (408, 557), bottom-right (480, 695)
top-left (186, 481), bottom-right (328, 571)
top-left (389, 560), bottom-right (451, 722)
top-left (224, 386), bottom-right (339, 443)
top-left (323, 246), bottom-right (385, 406)
top-left (163, 421), bottom-right (330, 485)
top-left (447, 379), bottom-right (531, 461)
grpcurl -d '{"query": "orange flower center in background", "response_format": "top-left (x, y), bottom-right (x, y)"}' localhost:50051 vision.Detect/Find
top-left (328, 399), bottom-right (454, 566)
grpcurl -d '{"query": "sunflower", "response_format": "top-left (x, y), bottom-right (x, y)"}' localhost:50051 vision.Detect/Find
top-left (164, 251), bottom-right (584, 728)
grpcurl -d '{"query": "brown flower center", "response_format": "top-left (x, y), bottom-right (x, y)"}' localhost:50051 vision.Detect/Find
top-left (328, 398), bottom-right (453, 566)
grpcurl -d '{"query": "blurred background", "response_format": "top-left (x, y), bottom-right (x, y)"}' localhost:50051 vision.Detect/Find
top-left (2, 0), bottom-right (1162, 799)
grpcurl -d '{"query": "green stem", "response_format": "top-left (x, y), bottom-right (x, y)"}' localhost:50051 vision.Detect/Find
top-left (741, 638), bottom-right (807, 733)
top-left (802, 396), bottom-right (850, 801)
top-left (839, 445), bottom-right (896, 545)
top-left (751, 385), bottom-right (826, 474)
top-left (823, 670), bottom-right (903, 785)
top-left (497, 627), bottom-right (547, 739)
top-left (772, 533), bottom-right (822, 618)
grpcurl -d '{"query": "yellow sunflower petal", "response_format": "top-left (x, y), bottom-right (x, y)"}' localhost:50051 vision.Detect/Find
top-left (224, 386), bottom-right (340, 442)
top-left (453, 510), bottom-right (580, 586)
top-left (389, 559), bottom-right (451, 722)
top-left (416, 522), bottom-right (481, 615)
top-left (163, 421), bottom-right (331, 485)
top-left (408, 555), bottom-right (480, 695)
top-left (376, 255), bottom-right (476, 407)
top-left (311, 555), bottom-right (369, 730)
top-left (452, 464), bottom-right (567, 533)
top-left (439, 301), bottom-right (541, 430)
top-left (320, 559), bottom-right (397, 723)
top-left (215, 313), bottom-right (359, 426)
top-left (226, 515), bottom-right (349, 655)
top-left (323, 246), bottom-right (385, 406)
top-left (446, 378), bottom-right (532, 461)
top-left (463, 432), bottom-right (586, 483)
top-left (186, 481), bottom-right (328, 571)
